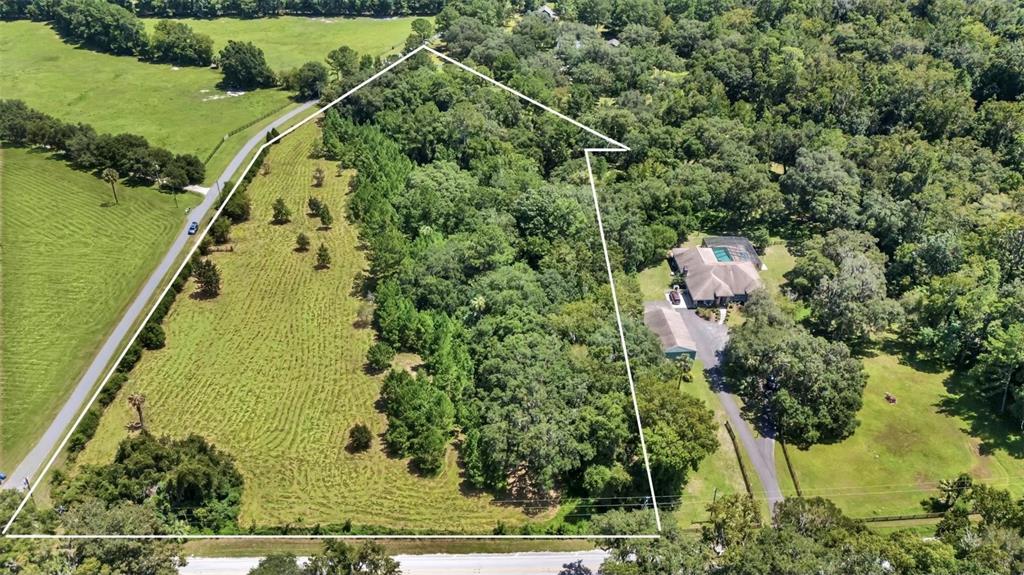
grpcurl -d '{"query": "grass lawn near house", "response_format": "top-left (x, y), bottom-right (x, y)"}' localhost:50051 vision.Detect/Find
top-left (777, 349), bottom-right (1024, 519)
top-left (637, 259), bottom-right (673, 302)
top-left (144, 16), bottom-right (425, 71)
top-left (673, 361), bottom-right (749, 527)
top-left (0, 148), bottom-right (200, 470)
top-left (75, 124), bottom-right (541, 532)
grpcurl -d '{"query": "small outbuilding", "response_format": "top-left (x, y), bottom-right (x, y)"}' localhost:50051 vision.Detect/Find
top-left (537, 5), bottom-right (558, 20)
top-left (644, 301), bottom-right (697, 360)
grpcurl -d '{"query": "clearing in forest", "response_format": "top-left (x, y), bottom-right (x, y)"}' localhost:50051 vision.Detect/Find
top-left (76, 124), bottom-right (542, 531)
top-left (0, 148), bottom-right (200, 470)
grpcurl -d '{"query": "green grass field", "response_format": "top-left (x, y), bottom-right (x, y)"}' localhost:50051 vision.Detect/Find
top-left (0, 17), bottom-right (421, 182)
top-left (144, 16), bottom-right (424, 71)
top-left (77, 124), bottom-right (540, 532)
top-left (778, 350), bottom-right (1024, 518)
top-left (0, 148), bottom-right (199, 469)
top-left (756, 237), bottom-right (1024, 518)
top-left (0, 21), bottom-right (292, 175)
top-left (673, 361), bottom-right (748, 527)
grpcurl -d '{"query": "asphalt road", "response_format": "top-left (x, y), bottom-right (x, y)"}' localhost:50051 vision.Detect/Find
top-left (678, 309), bottom-right (784, 512)
top-left (3, 100), bottom-right (318, 491)
top-left (179, 551), bottom-right (609, 575)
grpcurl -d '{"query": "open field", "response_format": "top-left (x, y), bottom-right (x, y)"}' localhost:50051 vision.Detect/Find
top-left (0, 148), bottom-right (199, 469)
top-left (77, 124), bottom-right (539, 532)
top-left (0, 18), bottom-right (421, 181)
top-left (144, 16), bottom-right (424, 71)
top-left (0, 21), bottom-right (292, 172)
top-left (778, 349), bottom-right (1024, 518)
top-left (673, 361), bottom-right (747, 527)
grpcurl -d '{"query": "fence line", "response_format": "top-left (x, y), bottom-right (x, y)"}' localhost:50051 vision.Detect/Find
top-left (778, 441), bottom-right (802, 497)
top-left (724, 421), bottom-right (754, 498)
top-left (203, 100), bottom-right (298, 165)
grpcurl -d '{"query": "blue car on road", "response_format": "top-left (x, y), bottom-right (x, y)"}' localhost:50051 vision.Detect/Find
top-left (187, 221), bottom-right (199, 235)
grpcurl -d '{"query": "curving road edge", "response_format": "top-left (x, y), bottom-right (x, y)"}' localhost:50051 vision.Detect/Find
top-left (3, 100), bottom-right (318, 492)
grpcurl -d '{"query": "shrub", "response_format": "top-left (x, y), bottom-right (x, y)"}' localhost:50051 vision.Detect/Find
top-left (296, 232), bottom-right (310, 251)
top-left (139, 322), bottom-right (166, 350)
top-left (366, 342), bottom-right (395, 373)
top-left (348, 423), bottom-right (372, 452)
top-left (117, 342), bottom-right (143, 373)
top-left (210, 217), bottom-right (231, 244)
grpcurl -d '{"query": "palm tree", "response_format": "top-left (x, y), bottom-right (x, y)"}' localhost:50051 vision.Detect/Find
top-left (102, 168), bottom-right (120, 205)
top-left (128, 393), bottom-right (146, 430)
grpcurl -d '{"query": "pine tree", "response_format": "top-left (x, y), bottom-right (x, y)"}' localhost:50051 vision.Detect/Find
top-left (194, 259), bottom-right (221, 297)
top-left (319, 204), bottom-right (334, 229)
top-left (316, 243), bottom-right (331, 269)
top-left (272, 197), bottom-right (291, 224)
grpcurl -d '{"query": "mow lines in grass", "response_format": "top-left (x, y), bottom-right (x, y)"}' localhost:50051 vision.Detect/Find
top-left (3, 43), bottom-right (659, 539)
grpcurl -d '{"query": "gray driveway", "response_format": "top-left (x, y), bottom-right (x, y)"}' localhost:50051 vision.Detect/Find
top-left (678, 309), bottom-right (783, 513)
top-left (3, 100), bottom-right (318, 493)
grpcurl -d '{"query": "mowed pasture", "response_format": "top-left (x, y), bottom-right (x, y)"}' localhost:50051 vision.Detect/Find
top-left (779, 351), bottom-right (1024, 519)
top-left (1, 148), bottom-right (199, 469)
top-left (78, 124), bottom-right (537, 532)
top-left (0, 21), bottom-right (292, 173)
top-left (144, 16), bottom-right (423, 71)
top-left (0, 17), bottom-right (419, 181)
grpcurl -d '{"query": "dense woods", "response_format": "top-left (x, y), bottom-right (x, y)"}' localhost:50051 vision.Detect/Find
top-left (319, 46), bottom-right (719, 507)
top-left (309, 0), bottom-right (1023, 503)
top-left (54, 433), bottom-right (244, 532)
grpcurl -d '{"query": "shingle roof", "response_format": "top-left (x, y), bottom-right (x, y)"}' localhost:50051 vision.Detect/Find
top-left (643, 301), bottom-right (697, 354)
top-left (670, 246), bottom-right (762, 301)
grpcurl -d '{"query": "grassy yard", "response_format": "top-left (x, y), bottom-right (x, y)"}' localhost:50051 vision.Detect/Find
top-left (637, 259), bottom-right (672, 302)
top-left (77, 124), bottom-right (540, 532)
top-left (778, 349), bottom-right (1024, 519)
top-left (673, 361), bottom-right (748, 527)
top-left (144, 16), bottom-right (424, 71)
top-left (0, 148), bottom-right (199, 469)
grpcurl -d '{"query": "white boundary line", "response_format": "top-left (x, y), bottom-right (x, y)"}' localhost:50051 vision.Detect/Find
top-left (584, 150), bottom-right (661, 532)
top-left (3, 43), bottom-right (661, 539)
top-left (6, 534), bottom-right (660, 540)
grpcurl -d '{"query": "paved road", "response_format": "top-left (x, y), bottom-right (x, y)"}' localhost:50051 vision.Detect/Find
top-left (179, 551), bottom-right (609, 575)
top-left (3, 101), bottom-right (318, 491)
top-left (678, 309), bottom-right (784, 512)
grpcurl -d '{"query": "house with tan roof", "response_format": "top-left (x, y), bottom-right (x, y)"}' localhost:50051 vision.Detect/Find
top-left (643, 301), bottom-right (697, 360)
top-left (669, 236), bottom-right (764, 307)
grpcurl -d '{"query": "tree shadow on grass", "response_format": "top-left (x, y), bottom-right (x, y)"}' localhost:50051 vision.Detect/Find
top-left (878, 337), bottom-right (947, 374)
top-left (936, 370), bottom-right (1024, 459)
top-left (188, 289), bottom-right (218, 301)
